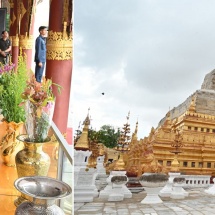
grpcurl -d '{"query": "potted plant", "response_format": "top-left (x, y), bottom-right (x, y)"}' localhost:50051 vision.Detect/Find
top-left (14, 75), bottom-right (62, 185)
top-left (0, 54), bottom-right (28, 166)
top-left (19, 75), bottom-right (61, 142)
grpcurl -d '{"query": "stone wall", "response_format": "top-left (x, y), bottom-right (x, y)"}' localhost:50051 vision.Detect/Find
top-left (201, 69), bottom-right (215, 90)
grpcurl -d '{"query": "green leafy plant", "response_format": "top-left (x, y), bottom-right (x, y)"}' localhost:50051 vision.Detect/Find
top-left (88, 125), bottom-right (120, 148)
top-left (0, 55), bottom-right (28, 123)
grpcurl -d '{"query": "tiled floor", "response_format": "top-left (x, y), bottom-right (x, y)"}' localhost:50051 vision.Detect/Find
top-left (74, 187), bottom-right (215, 215)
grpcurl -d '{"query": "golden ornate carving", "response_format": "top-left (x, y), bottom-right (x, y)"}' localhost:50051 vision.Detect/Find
top-left (0, 121), bottom-right (24, 167)
top-left (20, 2), bottom-right (27, 21)
top-left (46, 22), bottom-right (72, 60)
top-left (63, 0), bottom-right (69, 23)
top-left (19, 33), bottom-right (33, 49)
top-left (9, 0), bottom-right (14, 8)
top-left (12, 34), bottom-right (19, 47)
top-left (27, 0), bottom-right (36, 35)
top-left (10, 3), bottom-right (14, 8)
top-left (11, 11), bottom-right (17, 26)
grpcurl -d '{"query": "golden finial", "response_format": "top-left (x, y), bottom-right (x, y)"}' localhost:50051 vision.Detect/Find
top-left (63, 22), bottom-right (67, 39)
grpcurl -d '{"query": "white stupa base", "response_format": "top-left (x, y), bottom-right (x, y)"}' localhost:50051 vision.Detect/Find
top-left (159, 181), bottom-right (173, 197)
top-left (205, 185), bottom-right (215, 195)
top-left (170, 186), bottom-right (186, 199)
top-left (181, 187), bottom-right (189, 197)
top-left (74, 185), bottom-right (97, 203)
top-left (159, 172), bottom-right (181, 197)
top-left (141, 187), bottom-right (163, 204)
top-left (108, 193), bottom-right (124, 201)
top-left (99, 171), bottom-right (132, 201)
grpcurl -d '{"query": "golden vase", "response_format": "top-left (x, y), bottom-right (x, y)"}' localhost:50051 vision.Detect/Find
top-left (14, 134), bottom-right (51, 206)
top-left (0, 121), bottom-right (24, 167)
top-left (15, 134), bottom-right (51, 178)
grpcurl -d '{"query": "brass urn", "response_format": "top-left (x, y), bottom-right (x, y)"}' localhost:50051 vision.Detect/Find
top-left (15, 134), bottom-right (51, 177)
top-left (14, 134), bottom-right (51, 206)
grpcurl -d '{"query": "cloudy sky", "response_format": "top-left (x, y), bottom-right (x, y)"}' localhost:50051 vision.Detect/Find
top-left (72, 0), bottom-right (215, 138)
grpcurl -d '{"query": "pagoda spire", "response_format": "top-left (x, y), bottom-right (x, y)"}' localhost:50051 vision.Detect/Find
top-left (131, 120), bottom-right (138, 144)
top-left (74, 109), bottom-right (90, 151)
top-left (114, 111), bottom-right (131, 171)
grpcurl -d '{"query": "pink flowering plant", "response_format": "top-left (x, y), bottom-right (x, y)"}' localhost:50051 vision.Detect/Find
top-left (0, 55), bottom-right (28, 123)
top-left (20, 75), bottom-right (61, 142)
top-left (0, 63), bottom-right (15, 75)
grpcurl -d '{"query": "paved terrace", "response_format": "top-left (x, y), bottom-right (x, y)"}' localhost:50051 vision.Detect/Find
top-left (74, 187), bottom-right (215, 215)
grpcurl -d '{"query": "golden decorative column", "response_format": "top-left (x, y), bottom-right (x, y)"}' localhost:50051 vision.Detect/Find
top-left (9, 0), bottom-right (19, 67)
top-left (170, 129), bottom-right (183, 172)
top-left (46, 0), bottom-right (72, 135)
top-left (114, 112), bottom-right (131, 171)
top-left (18, 0), bottom-right (36, 68)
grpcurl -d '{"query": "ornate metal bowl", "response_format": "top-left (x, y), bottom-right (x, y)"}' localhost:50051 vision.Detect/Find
top-left (14, 176), bottom-right (72, 215)
top-left (14, 176), bottom-right (72, 202)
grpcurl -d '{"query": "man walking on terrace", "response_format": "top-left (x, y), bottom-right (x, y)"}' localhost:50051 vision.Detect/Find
top-left (34, 26), bottom-right (47, 83)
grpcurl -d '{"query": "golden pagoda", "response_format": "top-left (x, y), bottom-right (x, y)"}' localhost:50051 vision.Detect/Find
top-left (113, 112), bottom-right (131, 171)
top-left (74, 110), bottom-right (90, 151)
top-left (130, 121), bottom-right (139, 146)
top-left (152, 69), bottom-right (215, 176)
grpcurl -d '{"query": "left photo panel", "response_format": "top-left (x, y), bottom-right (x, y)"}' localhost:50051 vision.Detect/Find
top-left (0, 0), bottom-right (73, 214)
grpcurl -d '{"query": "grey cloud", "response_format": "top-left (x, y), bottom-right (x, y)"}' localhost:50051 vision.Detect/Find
top-left (73, 0), bottom-right (215, 137)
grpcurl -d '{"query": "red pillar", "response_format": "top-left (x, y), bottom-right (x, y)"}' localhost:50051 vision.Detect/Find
top-left (46, 0), bottom-right (72, 135)
top-left (18, 0), bottom-right (36, 69)
top-left (9, 0), bottom-right (19, 68)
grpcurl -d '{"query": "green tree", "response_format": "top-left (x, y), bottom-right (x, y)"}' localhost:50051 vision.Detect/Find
top-left (97, 125), bottom-right (120, 148)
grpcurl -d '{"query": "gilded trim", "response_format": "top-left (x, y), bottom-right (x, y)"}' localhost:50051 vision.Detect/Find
top-left (20, 2), bottom-right (27, 21)
top-left (19, 34), bottom-right (33, 49)
top-left (46, 23), bottom-right (72, 60)
top-left (12, 35), bottom-right (19, 47)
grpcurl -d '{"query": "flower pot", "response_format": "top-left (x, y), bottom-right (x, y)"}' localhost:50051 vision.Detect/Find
top-left (14, 176), bottom-right (72, 215)
top-left (0, 121), bottom-right (24, 166)
top-left (111, 175), bottom-right (128, 186)
top-left (139, 173), bottom-right (169, 204)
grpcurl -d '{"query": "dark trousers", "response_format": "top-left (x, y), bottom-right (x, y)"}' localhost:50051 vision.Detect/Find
top-left (0, 56), bottom-right (7, 65)
top-left (35, 62), bottom-right (45, 83)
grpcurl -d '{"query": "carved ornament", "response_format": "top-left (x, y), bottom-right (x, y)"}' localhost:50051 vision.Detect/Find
top-left (12, 35), bottom-right (19, 47)
top-left (20, 2), bottom-right (27, 21)
top-left (19, 34), bottom-right (33, 49)
top-left (10, 12), bottom-right (17, 27)
top-left (46, 23), bottom-right (72, 60)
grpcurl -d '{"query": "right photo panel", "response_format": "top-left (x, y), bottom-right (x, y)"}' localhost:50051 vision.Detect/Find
top-left (73, 0), bottom-right (215, 214)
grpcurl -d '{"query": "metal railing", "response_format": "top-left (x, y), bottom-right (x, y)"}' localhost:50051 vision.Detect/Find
top-left (50, 122), bottom-right (73, 215)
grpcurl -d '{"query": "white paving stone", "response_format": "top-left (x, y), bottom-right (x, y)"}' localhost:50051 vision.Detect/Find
top-left (74, 187), bottom-right (215, 215)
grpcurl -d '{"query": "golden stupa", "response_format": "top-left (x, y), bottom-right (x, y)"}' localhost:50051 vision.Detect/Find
top-left (152, 69), bottom-right (215, 175)
top-left (74, 110), bottom-right (90, 151)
